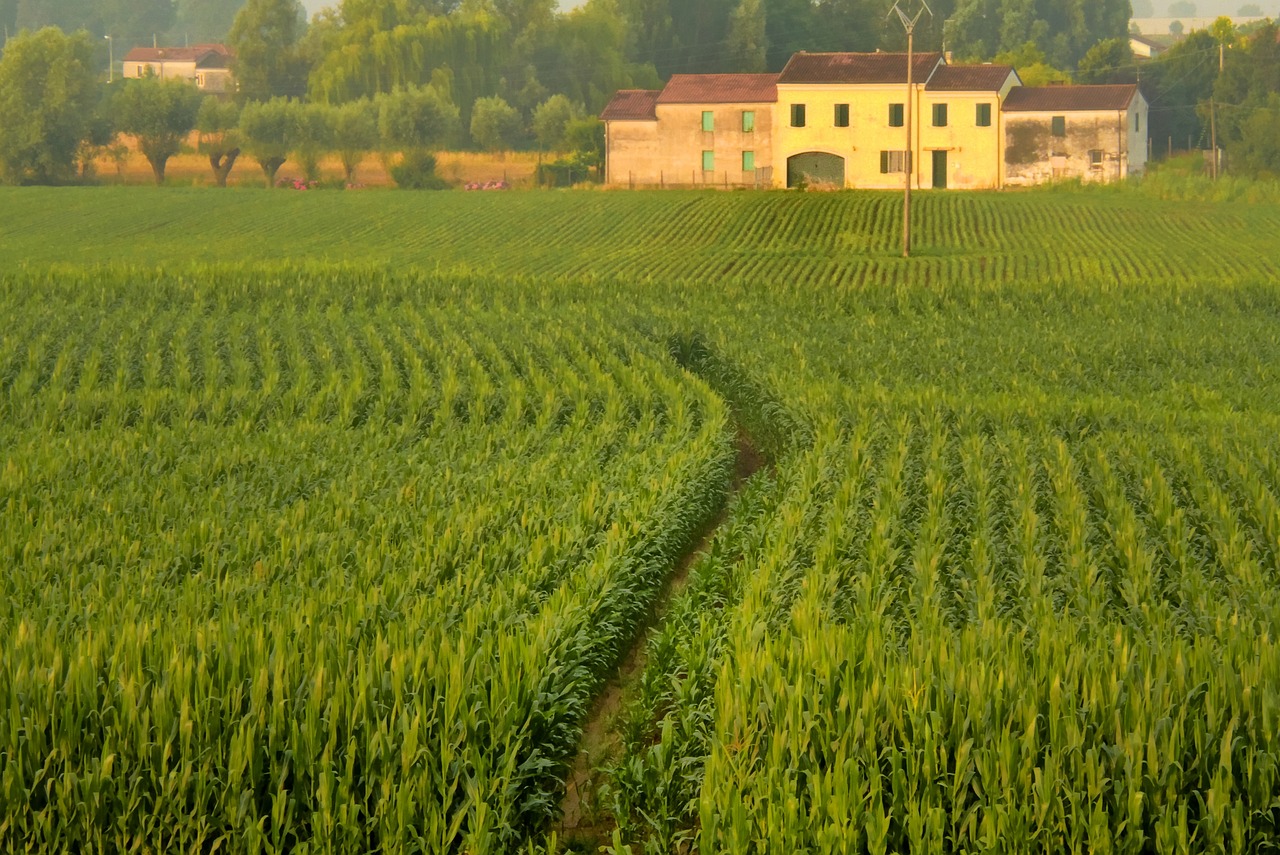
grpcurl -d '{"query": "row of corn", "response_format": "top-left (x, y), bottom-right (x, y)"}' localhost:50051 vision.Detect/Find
top-left (0, 268), bottom-right (737, 852)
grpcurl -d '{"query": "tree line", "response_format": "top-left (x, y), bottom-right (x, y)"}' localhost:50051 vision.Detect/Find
top-left (1, 0), bottom-right (247, 47)
top-left (0, 27), bottom-right (603, 186)
top-left (3, 0), bottom-right (1280, 184)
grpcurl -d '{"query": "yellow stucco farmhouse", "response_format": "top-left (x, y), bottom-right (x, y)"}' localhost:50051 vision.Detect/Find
top-left (602, 51), bottom-right (1148, 190)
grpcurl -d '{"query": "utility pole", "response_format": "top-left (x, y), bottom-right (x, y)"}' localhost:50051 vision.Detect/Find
top-left (889, 0), bottom-right (932, 259)
top-left (104, 34), bottom-right (113, 83)
top-left (1210, 97), bottom-right (1218, 180)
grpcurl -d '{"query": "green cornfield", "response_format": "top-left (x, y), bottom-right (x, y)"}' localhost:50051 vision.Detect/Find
top-left (1, 188), bottom-right (1279, 853)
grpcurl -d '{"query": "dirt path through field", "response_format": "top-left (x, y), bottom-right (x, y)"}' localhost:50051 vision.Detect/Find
top-left (553, 429), bottom-right (767, 849)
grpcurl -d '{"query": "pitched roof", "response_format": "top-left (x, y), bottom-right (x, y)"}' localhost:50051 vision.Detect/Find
top-left (123, 44), bottom-right (233, 68)
top-left (601, 89), bottom-right (661, 121)
top-left (1002, 84), bottom-right (1140, 112)
top-left (657, 73), bottom-right (779, 104)
top-left (926, 64), bottom-right (1018, 91)
top-left (1129, 33), bottom-right (1169, 50)
top-left (778, 51), bottom-right (943, 85)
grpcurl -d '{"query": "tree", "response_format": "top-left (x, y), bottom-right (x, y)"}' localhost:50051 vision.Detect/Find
top-left (1142, 29), bottom-right (1216, 152)
top-left (993, 42), bottom-right (1070, 87)
top-left (377, 85), bottom-right (461, 152)
top-left (1237, 4), bottom-right (1263, 15)
top-left (239, 96), bottom-right (295, 185)
top-left (563, 116), bottom-right (604, 169)
top-left (291, 100), bottom-right (332, 181)
top-left (0, 27), bottom-right (100, 184)
top-left (1170, 20), bottom-right (1184, 36)
top-left (97, 0), bottom-right (177, 48)
top-left (1228, 93), bottom-right (1280, 177)
top-left (1212, 21), bottom-right (1280, 170)
top-left (332, 99), bottom-right (377, 183)
top-left (0, 0), bottom-right (17, 37)
top-left (1168, 1), bottom-right (1196, 15)
top-left (1131, 0), bottom-right (1154, 15)
top-left (470, 95), bottom-right (522, 151)
top-left (531, 94), bottom-right (577, 151)
top-left (726, 0), bottom-right (767, 73)
top-left (113, 75), bottom-right (203, 184)
top-left (947, 0), bottom-right (1130, 67)
top-left (1077, 38), bottom-right (1136, 85)
top-left (196, 96), bottom-right (241, 186)
top-left (227, 0), bottom-right (308, 100)
top-left (172, 0), bottom-right (246, 43)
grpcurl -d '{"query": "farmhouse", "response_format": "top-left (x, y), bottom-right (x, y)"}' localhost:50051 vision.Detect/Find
top-left (122, 44), bottom-right (234, 93)
top-left (1003, 85), bottom-right (1148, 186)
top-left (602, 51), bottom-right (1148, 190)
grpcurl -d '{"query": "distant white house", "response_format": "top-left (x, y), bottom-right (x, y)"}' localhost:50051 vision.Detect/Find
top-left (1130, 34), bottom-right (1170, 59)
top-left (122, 45), bottom-right (234, 93)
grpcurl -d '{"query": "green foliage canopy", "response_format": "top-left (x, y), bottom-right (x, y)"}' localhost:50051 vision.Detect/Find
top-left (0, 27), bottom-right (101, 184)
top-left (112, 74), bottom-right (203, 184)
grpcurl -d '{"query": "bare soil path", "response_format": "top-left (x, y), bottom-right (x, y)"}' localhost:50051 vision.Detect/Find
top-left (553, 430), bottom-right (767, 850)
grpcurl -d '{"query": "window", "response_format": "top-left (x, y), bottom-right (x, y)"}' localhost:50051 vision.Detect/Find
top-left (743, 151), bottom-right (755, 172)
top-left (1051, 116), bottom-right (1067, 137)
top-left (879, 150), bottom-right (911, 174)
top-left (702, 111), bottom-right (714, 132)
top-left (1135, 111), bottom-right (1141, 132)
top-left (702, 150), bottom-right (715, 172)
top-left (791, 104), bottom-right (806, 128)
top-left (932, 104), bottom-right (948, 127)
top-left (834, 104), bottom-right (850, 128)
top-left (1089, 149), bottom-right (1105, 168)
top-left (197, 73), bottom-right (205, 87)
top-left (889, 103), bottom-right (905, 127)
top-left (742, 110), bottom-right (755, 133)
top-left (976, 103), bottom-right (992, 127)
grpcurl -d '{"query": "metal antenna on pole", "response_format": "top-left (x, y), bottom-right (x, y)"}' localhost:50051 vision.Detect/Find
top-left (888, 0), bottom-right (932, 259)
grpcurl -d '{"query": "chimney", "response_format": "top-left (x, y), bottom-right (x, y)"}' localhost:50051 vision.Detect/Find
top-left (945, 51), bottom-right (953, 64)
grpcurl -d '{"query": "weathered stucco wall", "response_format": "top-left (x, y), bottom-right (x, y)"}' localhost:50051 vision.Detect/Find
top-left (605, 121), bottom-right (660, 186)
top-left (918, 90), bottom-right (1007, 190)
top-left (774, 83), bottom-right (926, 190)
top-left (773, 83), bottom-right (1008, 190)
top-left (656, 103), bottom-right (774, 188)
top-left (1006, 99), bottom-right (1148, 185)
top-left (606, 104), bottom-right (773, 187)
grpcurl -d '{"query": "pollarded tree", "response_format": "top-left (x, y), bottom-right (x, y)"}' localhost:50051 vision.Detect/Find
top-left (332, 99), bottom-right (378, 184)
top-left (291, 101), bottom-right (333, 182)
top-left (377, 85), bottom-right (462, 152)
top-left (377, 85), bottom-right (460, 188)
top-left (239, 96), bottom-right (296, 186)
top-left (0, 27), bottom-right (100, 184)
top-left (196, 96), bottom-right (241, 186)
top-left (470, 95), bottom-right (523, 152)
top-left (113, 75), bottom-right (204, 185)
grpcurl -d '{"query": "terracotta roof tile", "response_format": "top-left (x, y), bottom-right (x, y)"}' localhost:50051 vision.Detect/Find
top-left (1002, 84), bottom-right (1140, 112)
top-left (123, 44), bottom-right (233, 67)
top-left (778, 52), bottom-right (943, 85)
top-left (927, 64), bottom-right (1018, 91)
top-left (657, 73), bottom-right (778, 104)
top-left (601, 90), bottom-right (660, 121)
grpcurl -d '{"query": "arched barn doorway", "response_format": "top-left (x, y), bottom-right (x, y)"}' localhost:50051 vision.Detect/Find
top-left (787, 152), bottom-right (845, 188)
